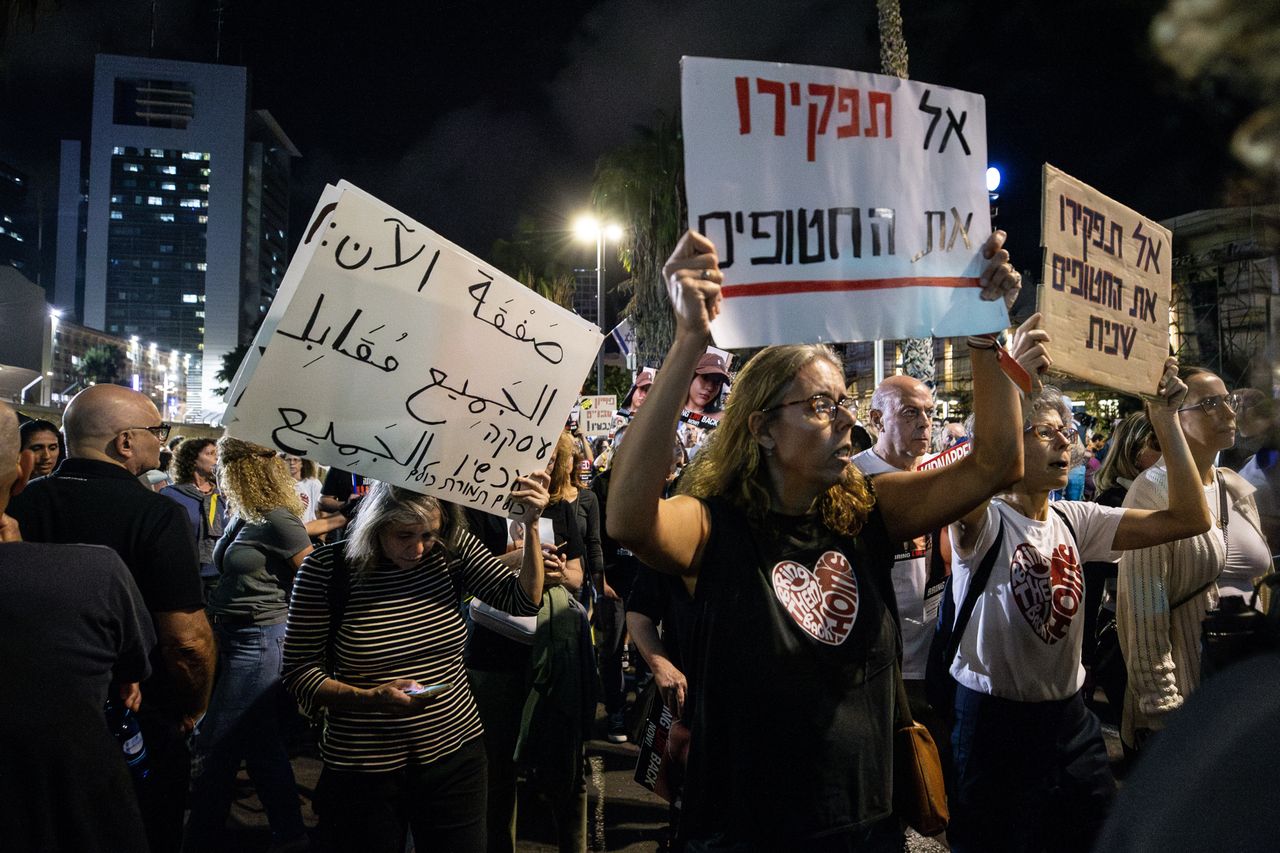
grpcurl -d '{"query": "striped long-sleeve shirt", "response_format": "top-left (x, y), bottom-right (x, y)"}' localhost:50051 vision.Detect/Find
top-left (283, 529), bottom-right (537, 770)
top-left (1117, 462), bottom-right (1222, 746)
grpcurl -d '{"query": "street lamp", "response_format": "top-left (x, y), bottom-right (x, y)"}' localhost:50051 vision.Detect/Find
top-left (574, 214), bottom-right (625, 395)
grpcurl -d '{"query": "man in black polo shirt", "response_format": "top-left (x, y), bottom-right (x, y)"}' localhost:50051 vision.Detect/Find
top-left (9, 384), bottom-right (215, 853)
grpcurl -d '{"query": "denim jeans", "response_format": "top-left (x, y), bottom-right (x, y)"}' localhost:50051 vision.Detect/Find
top-left (948, 685), bottom-right (1114, 853)
top-left (184, 621), bottom-right (305, 849)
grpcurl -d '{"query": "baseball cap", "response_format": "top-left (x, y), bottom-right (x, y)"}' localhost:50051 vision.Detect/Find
top-left (694, 353), bottom-right (729, 382)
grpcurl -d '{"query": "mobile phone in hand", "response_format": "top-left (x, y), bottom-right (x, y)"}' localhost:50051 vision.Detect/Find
top-left (403, 683), bottom-right (450, 699)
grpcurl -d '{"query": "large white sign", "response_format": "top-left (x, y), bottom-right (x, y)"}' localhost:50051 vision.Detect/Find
top-left (224, 183), bottom-right (603, 519)
top-left (682, 56), bottom-right (1007, 347)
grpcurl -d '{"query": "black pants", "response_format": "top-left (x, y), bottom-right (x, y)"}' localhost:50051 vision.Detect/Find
top-left (135, 709), bottom-right (191, 853)
top-left (594, 594), bottom-right (628, 714)
top-left (949, 686), bottom-right (1114, 853)
top-left (316, 737), bottom-right (488, 853)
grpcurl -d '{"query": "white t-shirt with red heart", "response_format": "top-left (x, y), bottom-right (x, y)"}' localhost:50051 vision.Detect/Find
top-left (948, 498), bottom-right (1125, 702)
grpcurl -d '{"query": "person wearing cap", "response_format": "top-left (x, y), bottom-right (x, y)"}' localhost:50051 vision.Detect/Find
top-left (612, 367), bottom-right (656, 453)
top-left (622, 367), bottom-right (656, 415)
top-left (679, 352), bottom-right (729, 456)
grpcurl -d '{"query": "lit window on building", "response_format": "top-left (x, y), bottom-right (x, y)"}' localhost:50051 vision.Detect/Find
top-left (196, 262), bottom-right (207, 271)
top-left (110, 195), bottom-right (123, 204)
top-left (123, 163), bottom-right (141, 172)
top-left (180, 198), bottom-right (203, 208)
top-left (149, 149), bottom-right (164, 158)
top-left (161, 165), bottom-right (177, 175)
top-left (197, 215), bottom-right (208, 224)
top-left (111, 211), bottom-right (124, 220)
top-left (147, 196), bottom-right (163, 206)
top-left (161, 182), bottom-right (176, 191)
top-left (158, 213), bottom-right (175, 222)
top-left (112, 146), bottom-right (125, 155)
top-left (182, 294), bottom-right (198, 303)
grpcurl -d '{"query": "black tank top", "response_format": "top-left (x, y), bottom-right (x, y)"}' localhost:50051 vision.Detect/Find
top-left (682, 496), bottom-right (900, 846)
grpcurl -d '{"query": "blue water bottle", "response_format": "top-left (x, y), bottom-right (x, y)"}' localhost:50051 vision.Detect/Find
top-left (104, 699), bottom-right (151, 782)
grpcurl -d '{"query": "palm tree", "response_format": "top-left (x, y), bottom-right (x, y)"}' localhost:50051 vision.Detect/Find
top-left (490, 215), bottom-right (578, 310)
top-left (590, 112), bottom-right (686, 369)
top-left (876, 0), bottom-right (936, 387)
top-left (212, 343), bottom-right (251, 397)
top-left (78, 344), bottom-right (126, 386)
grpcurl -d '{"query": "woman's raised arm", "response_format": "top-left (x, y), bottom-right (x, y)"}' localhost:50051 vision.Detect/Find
top-left (607, 231), bottom-right (722, 576)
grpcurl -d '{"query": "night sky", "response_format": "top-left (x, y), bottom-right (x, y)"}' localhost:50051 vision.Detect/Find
top-left (0, 0), bottom-right (1251, 275)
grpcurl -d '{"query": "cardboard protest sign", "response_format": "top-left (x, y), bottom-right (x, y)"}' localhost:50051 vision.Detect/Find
top-left (682, 56), bottom-right (1007, 348)
top-left (224, 184), bottom-right (603, 519)
top-left (577, 395), bottom-right (617, 438)
top-left (1038, 164), bottom-right (1171, 397)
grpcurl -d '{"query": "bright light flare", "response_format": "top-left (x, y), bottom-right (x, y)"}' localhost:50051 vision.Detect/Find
top-left (986, 166), bottom-right (1002, 193)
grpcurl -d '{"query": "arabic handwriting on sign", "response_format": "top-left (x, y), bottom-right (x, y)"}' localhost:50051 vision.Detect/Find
top-left (406, 368), bottom-right (560, 428)
top-left (467, 276), bottom-right (566, 364)
top-left (272, 407), bottom-right (434, 469)
top-left (276, 293), bottom-right (405, 372)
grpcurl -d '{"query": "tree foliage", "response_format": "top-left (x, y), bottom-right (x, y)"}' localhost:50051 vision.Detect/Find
top-left (212, 343), bottom-right (251, 397)
top-left (78, 344), bottom-right (126, 386)
top-left (590, 112), bottom-right (686, 369)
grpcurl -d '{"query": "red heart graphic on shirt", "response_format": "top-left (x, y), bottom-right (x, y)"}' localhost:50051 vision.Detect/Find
top-left (770, 550), bottom-right (860, 646)
top-left (1009, 541), bottom-right (1084, 645)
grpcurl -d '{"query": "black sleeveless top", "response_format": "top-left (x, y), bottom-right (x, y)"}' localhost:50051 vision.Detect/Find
top-left (682, 496), bottom-right (900, 846)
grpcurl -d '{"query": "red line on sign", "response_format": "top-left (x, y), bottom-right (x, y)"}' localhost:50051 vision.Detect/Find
top-left (720, 277), bottom-right (980, 297)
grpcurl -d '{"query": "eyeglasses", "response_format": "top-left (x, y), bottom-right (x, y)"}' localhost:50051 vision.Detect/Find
top-left (1025, 423), bottom-right (1079, 443)
top-left (1177, 393), bottom-right (1239, 415)
top-left (121, 422), bottom-right (172, 442)
top-left (761, 393), bottom-right (857, 420)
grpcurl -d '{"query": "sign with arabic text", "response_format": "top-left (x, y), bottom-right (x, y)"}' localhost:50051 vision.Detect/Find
top-left (1038, 164), bottom-right (1171, 397)
top-left (682, 56), bottom-right (1008, 348)
top-left (223, 183), bottom-right (603, 519)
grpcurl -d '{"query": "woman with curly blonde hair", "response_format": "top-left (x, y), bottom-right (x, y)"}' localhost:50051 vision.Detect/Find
top-left (183, 436), bottom-right (310, 852)
top-left (608, 230), bottom-right (1027, 851)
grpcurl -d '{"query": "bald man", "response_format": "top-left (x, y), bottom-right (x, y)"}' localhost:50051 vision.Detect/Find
top-left (9, 384), bottom-right (215, 853)
top-left (853, 375), bottom-right (949, 742)
top-left (0, 401), bottom-right (156, 851)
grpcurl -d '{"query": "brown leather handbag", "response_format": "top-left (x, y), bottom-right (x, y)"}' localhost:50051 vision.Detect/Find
top-left (892, 667), bottom-right (949, 836)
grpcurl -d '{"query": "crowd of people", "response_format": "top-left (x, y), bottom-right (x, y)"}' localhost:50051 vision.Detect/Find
top-left (1, 227), bottom-right (1278, 853)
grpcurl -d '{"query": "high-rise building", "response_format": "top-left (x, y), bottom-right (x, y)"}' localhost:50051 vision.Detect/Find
top-left (0, 161), bottom-right (36, 277)
top-left (59, 54), bottom-right (297, 420)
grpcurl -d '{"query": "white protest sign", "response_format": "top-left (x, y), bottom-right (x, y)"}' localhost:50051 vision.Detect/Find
top-left (224, 184), bottom-right (603, 519)
top-left (918, 439), bottom-right (970, 471)
top-left (1038, 164), bottom-right (1171, 397)
top-left (577, 395), bottom-right (617, 438)
top-left (682, 56), bottom-right (1007, 347)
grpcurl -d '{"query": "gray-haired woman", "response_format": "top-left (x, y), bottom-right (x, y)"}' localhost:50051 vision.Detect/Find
top-left (283, 473), bottom-right (550, 853)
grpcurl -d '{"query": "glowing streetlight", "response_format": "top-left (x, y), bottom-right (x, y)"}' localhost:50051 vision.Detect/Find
top-left (573, 213), bottom-right (625, 394)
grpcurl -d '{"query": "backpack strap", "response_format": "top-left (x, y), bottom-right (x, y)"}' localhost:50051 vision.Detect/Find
top-left (943, 516), bottom-right (1006, 669)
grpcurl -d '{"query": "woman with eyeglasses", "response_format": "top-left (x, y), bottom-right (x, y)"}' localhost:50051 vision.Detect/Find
top-left (283, 475), bottom-right (550, 852)
top-left (183, 436), bottom-right (311, 852)
top-left (942, 354), bottom-right (1210, 853)
top-left (1117, 368), bottom-right (1270, 759)
top-left (607, 229), bottom-right (1029, 851)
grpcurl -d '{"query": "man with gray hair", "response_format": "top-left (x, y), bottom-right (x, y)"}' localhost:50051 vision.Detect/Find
top-left (9, 384), bottom-right (214, 853)
top-left (0, 400), bottom-right (156, 851)
top-left (854, 375), bottom-right (946, 716)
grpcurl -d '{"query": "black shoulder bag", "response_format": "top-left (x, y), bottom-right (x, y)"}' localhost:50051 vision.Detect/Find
top-left (925, 518), bottom-right (1005, 720)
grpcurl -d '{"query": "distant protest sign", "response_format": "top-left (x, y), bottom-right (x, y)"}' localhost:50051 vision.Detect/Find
top-left (681, 56), bottom-right (1007, 348)
top-left (918, 439), bottom-right (970, 471)
top-left (1038, 164), bottom-right (1171, 397)
top-left (224, 183), bottom-right (603, 519)
top-left (577, 395), bottom-right (617, 438)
